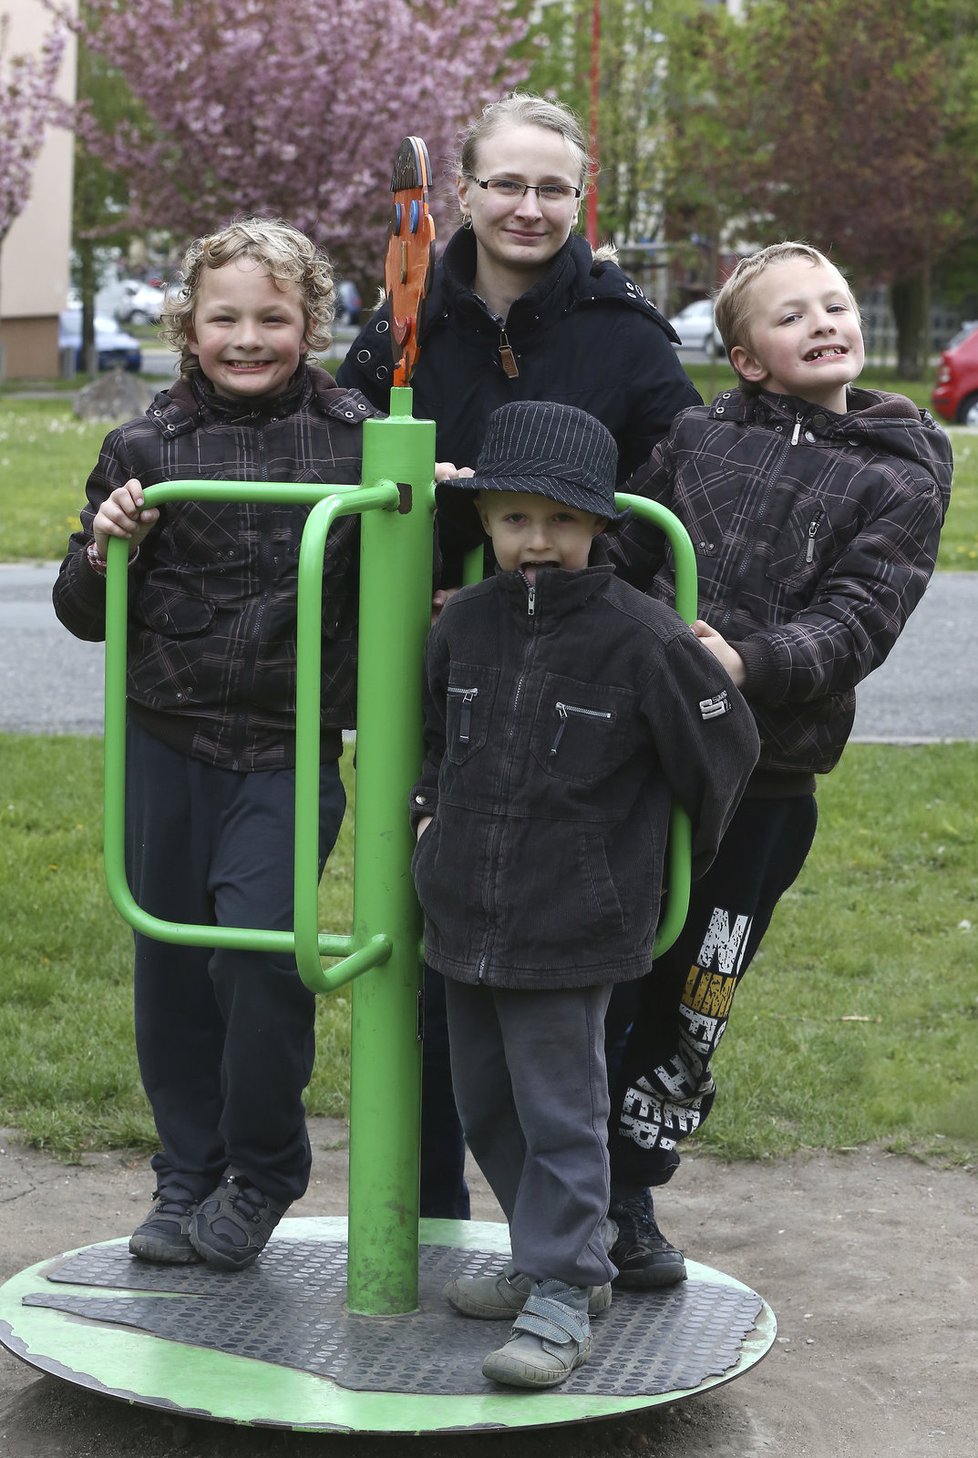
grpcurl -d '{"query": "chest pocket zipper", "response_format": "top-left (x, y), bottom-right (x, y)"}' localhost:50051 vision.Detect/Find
top-left (805, 507), bottom-right (825, 564)
top-left (549, 701), bottom-right (614, 757)
top-left (447, 685), bottom-right (479, 743)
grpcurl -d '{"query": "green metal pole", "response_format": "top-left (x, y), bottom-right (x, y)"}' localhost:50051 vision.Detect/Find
top-left (346, 388), bottom-right (435, 1314)
top-left (615, 493), bottom-right (698, 956)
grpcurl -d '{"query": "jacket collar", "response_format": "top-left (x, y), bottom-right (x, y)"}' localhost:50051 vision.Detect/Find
top-left (431, 227), bottom-right (673, 341)
top-left (497, 562), bottom-right (615, 619)
top-left (436, 228), bottom-right (581, 337)
top-left (146, 366), bottom-right (380, 437)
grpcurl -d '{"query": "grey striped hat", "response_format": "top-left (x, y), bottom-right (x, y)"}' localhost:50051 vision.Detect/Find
top-left (445, 401), bottom-right (625, 520)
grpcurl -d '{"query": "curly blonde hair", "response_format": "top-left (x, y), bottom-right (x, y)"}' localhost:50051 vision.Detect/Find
top-left (160, 216), bottom-right (336, 378)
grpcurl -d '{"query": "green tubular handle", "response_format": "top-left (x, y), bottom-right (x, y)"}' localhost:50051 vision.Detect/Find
top-left (103, 479), bottom-right (398, 989)
top-left (461, 493), bottom-right (698, 957)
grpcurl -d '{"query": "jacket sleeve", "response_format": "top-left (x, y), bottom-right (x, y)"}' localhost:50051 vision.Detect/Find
top-left (640, 625), bottom-right (760, 878)
top-left (335, 302), bottom-right (395, 411)
top-left (409, 620), bottom-right (449, 831)
top-left (734, 469), bottom-right (949, 705)
top-left (51, 428), bottom-right (146, 642)
top-left (604, 434), bottom-right (676, 590)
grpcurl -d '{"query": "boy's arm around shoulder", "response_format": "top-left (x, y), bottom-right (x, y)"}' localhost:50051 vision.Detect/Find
top-left (638, 612), bottom-right (760, 878)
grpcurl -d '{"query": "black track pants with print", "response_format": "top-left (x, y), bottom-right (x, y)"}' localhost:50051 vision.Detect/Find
top-left (607, 794), bottom-right (818, 1190)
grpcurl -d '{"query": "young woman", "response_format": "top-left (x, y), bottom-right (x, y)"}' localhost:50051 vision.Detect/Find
top-left (338, 92), bottom-right (700, 1226)
top-left (338, 92), bottom-right (699, 580)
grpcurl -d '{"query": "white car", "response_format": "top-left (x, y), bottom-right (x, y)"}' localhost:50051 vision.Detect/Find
top-left (668, 298), bottom-right (724, 357)
top-left (112, 279), bottom-right (167, 326)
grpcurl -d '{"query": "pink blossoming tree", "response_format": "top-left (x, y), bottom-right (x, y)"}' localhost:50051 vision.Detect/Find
top-left (64, 0), bottom-right (528, 286)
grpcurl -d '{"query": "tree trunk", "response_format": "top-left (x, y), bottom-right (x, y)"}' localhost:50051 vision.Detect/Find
top-left (78, 240), bottom-right (100, 377)
top-left (889, 271), bottom-right (930, 380)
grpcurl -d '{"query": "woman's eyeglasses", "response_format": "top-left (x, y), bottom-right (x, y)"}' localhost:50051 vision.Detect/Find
top-left (470, 177), bottom-right (582, 204)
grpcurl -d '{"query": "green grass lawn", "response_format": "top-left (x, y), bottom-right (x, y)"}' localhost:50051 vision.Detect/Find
top-left (2, 386), bottom-right (975, 1168)
top-left (3, 389), bottom-right (975, 567)
top-left (1, 736), bottom-right (975, 1165)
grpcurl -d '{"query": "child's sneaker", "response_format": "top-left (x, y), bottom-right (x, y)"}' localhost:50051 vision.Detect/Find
top-left (481, 1280), bottom-right (592, 1388)
top-left (129, 1182), bottom-right (202, 1264)
top-left (189, 1171), bottom-right (288, 1271)
top-left (444, 1268), bottom-right (612, 1318)
top-left (609, 1190), bottom-right (687, 1288)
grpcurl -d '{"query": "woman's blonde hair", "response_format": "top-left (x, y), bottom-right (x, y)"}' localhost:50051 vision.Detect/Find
top-left (454, 92), bottom-right (594, 212)
top-left (714, 242), bottom-right (859, 393)
top-left (160, 216), bottom-right (336, 378)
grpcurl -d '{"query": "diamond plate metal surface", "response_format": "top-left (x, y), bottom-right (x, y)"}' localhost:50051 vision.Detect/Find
top-left (27, 1238), bottom-right (762, 1396)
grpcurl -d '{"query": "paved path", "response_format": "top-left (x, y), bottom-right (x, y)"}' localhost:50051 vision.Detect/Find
top-left (2, 562), bottom-right (976, 740)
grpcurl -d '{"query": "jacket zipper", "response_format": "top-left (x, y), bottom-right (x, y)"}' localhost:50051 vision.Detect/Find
top-left (447, 684), bottom-right (478, 743)
top-left (790, 411), bottom-right (804, 445)
top-left (479, 575), bottom-right (539, 980)
top-left (805, 507), bottom-right (825, 564)
top-left (549, 701), bottom-right (614, 757)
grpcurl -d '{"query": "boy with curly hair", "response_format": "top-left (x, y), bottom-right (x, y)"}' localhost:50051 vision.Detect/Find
top-left (54, 217), bottom-right (378, 1272)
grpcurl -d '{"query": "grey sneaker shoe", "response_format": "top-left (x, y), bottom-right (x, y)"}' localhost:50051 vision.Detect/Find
top-left (189, 1171), bottom-right (289, 1271)
top-left (444, 1269), bottom-right (612, 1319)
top-left (482, 1283), bottom-right (592, 1389)
top-left (129, 1183), bottom-right (202, 1265)
top-left (609, 1190), bottom-right (687, 1289)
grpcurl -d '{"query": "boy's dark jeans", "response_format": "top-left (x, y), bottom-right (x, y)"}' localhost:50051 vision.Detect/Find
top-left (126, 723), bottom-right (346, 1207)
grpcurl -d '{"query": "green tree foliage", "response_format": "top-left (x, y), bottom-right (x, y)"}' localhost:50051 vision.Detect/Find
top-left (657, 0), bottom-right (978, 376)
top-left (526, 0), bottom-right (978, 376)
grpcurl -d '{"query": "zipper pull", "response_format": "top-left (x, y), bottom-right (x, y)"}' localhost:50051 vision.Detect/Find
top-left (805, 509), bottom-right (823, 564)
top-left (498, 328), bottom-right (520, 379)
top-left (790, 414), bottom-right (802, 445)
top-left (527, 584), bottom-right (536, 617)
top-left (549, 703), bottom-right (568, 757)
top-left (459, 691), bottom-right (474, 744)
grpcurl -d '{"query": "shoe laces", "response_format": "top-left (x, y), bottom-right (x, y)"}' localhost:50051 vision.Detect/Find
top-left (224, 1174), bottom-right (267, 1221)
top-left (151, 1186), bottom-right (195, 1215)
top-left (613, 1190), bottom-right (657, 1238)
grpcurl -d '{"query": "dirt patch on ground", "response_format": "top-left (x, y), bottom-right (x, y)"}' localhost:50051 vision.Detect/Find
top-left (1, 1122), bottom-right (974, 1458)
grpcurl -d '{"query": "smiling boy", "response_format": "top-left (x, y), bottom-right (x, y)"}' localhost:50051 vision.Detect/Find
top-left (603, 242), bottom-right (952, 1291)
top-left (53, 217), bottom-right (378, 1274)
top-left (410, 400), bottom-right (759, 1387)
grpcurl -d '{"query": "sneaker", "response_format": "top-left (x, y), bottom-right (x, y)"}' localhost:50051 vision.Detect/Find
top-left (189, 1171), bottom-right (289, 1271)
top-left (129, 1183), bottom-right (202, 1265)
top-left (482, 1282), bottom-right (592, 1389)
top-left (444, 1269), bottom-right (612, 1319)
top-left (609, 1190), bottom-right (687, 1289)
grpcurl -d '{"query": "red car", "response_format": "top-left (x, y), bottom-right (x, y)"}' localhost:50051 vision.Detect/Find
top-left (932, 321), bottom-right (978, 425)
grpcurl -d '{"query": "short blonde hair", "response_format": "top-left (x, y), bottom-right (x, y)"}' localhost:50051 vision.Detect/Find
top-left (160, 216), bottom-right (336, 378)
top-left (714, 242), bottom-right (859, 393)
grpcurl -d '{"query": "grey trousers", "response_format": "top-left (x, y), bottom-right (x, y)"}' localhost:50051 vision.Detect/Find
top-left (444, 978), bottom-right (616, 1289)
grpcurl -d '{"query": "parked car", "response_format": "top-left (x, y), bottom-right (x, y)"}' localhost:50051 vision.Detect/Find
top-left (668, 297), bottom-right (724, 357)
top-left (335, 279), bottom-right (361, 326)
top-left (59, 311), bottom-right (143, 373)
top-left (112, 278), bottom-right (167, 326)
top-left (931, 321), bottom-right (978, 425)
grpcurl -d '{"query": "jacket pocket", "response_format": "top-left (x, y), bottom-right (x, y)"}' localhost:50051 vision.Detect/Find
top-left (530, 672), bottom-right (634, 785)
top-left (765, 496), bottom-right (861, 587)
top-left (129, 585), bottom-right (217, 706)
top-left (445, 663), bottom-right (500, 765)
